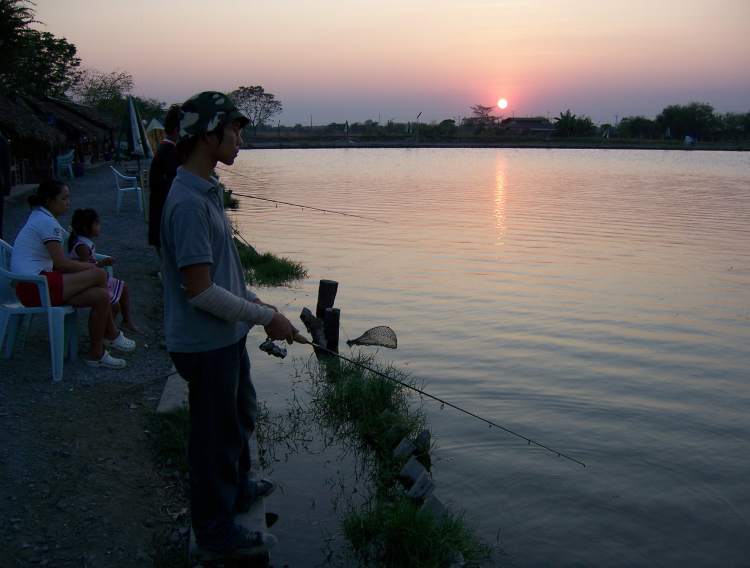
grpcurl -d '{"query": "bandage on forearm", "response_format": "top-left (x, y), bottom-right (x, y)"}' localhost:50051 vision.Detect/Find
top-left (188, 283), bottom-right (274, 325)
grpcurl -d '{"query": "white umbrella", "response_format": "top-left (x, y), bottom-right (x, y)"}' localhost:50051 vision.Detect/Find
top-left (126, 96), bottom-right (154, 160)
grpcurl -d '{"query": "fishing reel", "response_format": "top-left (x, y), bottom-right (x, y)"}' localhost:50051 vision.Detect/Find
top-left (259, 337), bottom-right (287, 359)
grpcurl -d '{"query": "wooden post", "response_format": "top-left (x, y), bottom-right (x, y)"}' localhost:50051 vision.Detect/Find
top-left (323, 307), bottom-right (340, 355)
top-left (316, 279), bottom-right (338, 320)
top-left (300, 307), bottom-right (326, 360)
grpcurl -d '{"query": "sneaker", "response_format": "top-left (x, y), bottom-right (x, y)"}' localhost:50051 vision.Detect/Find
top-left (198, 524), bottom-right (277, 558)
top-left (235, 476), bottom-right (276, 513)
top-left (103, 331), bottom-right (136, 353)
top-left (85, 350), bottom-right (127, 369)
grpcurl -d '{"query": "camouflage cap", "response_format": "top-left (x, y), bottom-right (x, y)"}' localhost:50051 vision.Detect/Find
top-left (179, 91), bottom-right (249, 137)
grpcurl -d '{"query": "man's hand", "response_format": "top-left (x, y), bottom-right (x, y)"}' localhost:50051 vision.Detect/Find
top-left (264, 312), bottom-right (296, 343)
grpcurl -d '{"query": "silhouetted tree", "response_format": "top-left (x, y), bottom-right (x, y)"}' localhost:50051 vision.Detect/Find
top-left (67, 68), bottom-right (164, 121)
top-left (554, 110), bottom-right (595, 137)
top-left (0, 0), bottom-right (81, 96)
top-left (469, 104), bottom-right (497, 132)
top-left (717, 112), bottom-right (750, 141)
top-left (656, 102), bottom-right (720, 140)
top-left (618, 116), bottom-right (659, 139)
top-left (230, 86), bottom-right (283, 135)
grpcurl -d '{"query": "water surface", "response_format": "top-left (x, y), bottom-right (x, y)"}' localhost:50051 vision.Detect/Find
top-left (225, 148), bottom-right (750, 567)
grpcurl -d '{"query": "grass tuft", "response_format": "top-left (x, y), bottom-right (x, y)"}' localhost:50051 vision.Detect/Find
top-left (310, 354), bottom-right (425, 469)
top-left (234, 237), bottom-right (307, 286)
top-left (343, 496), bottom-right (491, 568)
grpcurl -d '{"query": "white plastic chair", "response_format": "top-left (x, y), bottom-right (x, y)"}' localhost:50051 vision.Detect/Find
top-left (0, 239), bottom-right (78, 382)
top-left (55, 150), bottom-right (75, 180)
top-left (110, 166), bottom-right (144, 214)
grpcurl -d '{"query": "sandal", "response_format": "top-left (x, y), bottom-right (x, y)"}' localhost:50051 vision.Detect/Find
top-left (85, 350), bottom-right (127, 369)
top-left (103, 331), bottom-right (136, 353)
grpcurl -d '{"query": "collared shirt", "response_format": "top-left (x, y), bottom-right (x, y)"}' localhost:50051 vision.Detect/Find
top-left (10, 207), bottom-right (64, 275)
top-left (161, 166), bottom-right (262, 352)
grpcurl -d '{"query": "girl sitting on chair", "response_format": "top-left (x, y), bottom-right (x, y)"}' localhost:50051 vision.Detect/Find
top-left (67, 208), bottom-right (140, 334)
top-left (10, 180), bottom-right (135, 369)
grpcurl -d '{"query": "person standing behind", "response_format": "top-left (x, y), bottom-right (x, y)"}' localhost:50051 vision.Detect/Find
top-left (148, 104), bottom-right (181, 254)
top-left (0, 132), bottom-right (11, 240)
top-left (161, 92), bottom-right (295, 558)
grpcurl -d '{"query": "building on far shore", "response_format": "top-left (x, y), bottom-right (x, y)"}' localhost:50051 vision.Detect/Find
top-left (499, 117), bottom-right (556, 138)
top-left (0, 94), bottom-right (116, 187)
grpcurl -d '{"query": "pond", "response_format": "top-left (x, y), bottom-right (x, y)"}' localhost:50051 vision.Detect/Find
top-left (225, 148), bottom-right (750, 567)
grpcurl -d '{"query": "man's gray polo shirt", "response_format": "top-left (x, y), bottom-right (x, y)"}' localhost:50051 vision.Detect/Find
top-left (161, 167), bottom-right (259, 352)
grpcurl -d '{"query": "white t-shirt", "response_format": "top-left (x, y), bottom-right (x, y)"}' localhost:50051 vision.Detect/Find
top-left (68, 234), bottom-right (96, 262)
top-left (10, 207), bottom-right (64, 275)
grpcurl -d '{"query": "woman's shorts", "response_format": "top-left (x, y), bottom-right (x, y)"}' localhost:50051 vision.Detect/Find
top-left (15, 271), bottom-right (65, 307)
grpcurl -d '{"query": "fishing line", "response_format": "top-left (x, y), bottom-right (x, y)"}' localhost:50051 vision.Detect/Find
top-left (216, 166), bottom-right (387, 223)
top-left (293, 334), bottom-right (587, 468)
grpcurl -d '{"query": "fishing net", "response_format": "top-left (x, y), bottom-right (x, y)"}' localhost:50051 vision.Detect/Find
top-left (346, 326), bottom-right (398, 349)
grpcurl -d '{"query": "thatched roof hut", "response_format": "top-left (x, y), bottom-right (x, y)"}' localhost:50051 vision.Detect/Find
top-left (25, 97), bottom-right (112, 144)
top-left (0, 95), bottom-right (116, 184)
top-left (47, 96), bottom-right (118, 132)
top-left (0, 94), bottom-right (67, 148)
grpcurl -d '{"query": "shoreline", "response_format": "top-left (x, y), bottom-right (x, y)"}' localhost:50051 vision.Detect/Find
top-left (243, 139), bottom-right (750, 151)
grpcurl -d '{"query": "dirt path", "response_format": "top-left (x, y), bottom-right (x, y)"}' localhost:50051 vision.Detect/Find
top-left (0, 164), bottom-right (179, 566)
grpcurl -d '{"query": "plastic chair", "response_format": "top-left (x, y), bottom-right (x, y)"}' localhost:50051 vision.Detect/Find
top-left (110, 166), bottom-right (144, 214)
top-left (55, 150), bottom-right (75, 180)
top-left (0, 239), bottom-right (78, 382)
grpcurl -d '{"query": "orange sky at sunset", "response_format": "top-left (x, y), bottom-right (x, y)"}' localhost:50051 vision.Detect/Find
top-left (33, 0), bottom-right (750, 124)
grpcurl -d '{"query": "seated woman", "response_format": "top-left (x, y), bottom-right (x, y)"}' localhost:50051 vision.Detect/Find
top-left (9, 179), bottom-right (135, 369)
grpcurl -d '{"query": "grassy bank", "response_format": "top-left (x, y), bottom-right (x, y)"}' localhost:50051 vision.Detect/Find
top-left (344, 498), bottom-right (488, 568)
top-left (221, 183), bottom-right (308, 286)
top-left (307, 354), bottom-right (492, 566)
top-left (234, 237), bottom-right (307, 286)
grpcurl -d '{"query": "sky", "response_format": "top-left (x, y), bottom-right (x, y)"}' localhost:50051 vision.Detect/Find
top-left (33, 0), bottom-right (750, 125)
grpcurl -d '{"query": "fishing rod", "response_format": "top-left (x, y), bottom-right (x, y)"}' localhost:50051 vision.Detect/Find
top-left (216, 166), bottom-right (387, 223)
top-left (289, 332), bottom-right (587, 468)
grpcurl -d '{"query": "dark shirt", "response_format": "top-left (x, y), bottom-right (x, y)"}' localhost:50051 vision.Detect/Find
top-left (0, 134), bottom-right (10, 196)
top-left (148, 139), bottom-right (179, 247)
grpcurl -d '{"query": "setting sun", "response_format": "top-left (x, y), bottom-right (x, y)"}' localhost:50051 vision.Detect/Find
top-left (497, 98), bottom-right (508, 110)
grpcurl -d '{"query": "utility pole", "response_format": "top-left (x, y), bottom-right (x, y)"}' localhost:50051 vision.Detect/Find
top-left (415, 111), bottom-right (422, 145)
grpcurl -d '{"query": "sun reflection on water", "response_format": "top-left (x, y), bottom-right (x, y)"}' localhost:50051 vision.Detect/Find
top-left (494, 157), bottom-right (507, 248)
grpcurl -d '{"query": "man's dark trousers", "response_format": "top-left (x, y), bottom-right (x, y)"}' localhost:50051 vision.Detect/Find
top-left (170, 335), bottom-right (257, 544)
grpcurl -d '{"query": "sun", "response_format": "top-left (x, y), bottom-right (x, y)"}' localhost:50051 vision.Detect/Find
top-left (497, 98), bottom-right (508, 110)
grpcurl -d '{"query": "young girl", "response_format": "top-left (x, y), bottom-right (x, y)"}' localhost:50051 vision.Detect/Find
top-left (67, 208), bottom-right (140, 333)
top-left (11, 180), bottom-right (133, 369)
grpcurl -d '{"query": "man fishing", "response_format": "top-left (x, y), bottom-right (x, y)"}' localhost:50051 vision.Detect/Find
top-left (160, 91), bottom-right (295, 557)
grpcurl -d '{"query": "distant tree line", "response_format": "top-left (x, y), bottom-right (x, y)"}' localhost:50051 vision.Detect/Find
top-left (615, 103), bottom-right (750, 141)
top-left (254, 101), bottom-right (748, 144)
